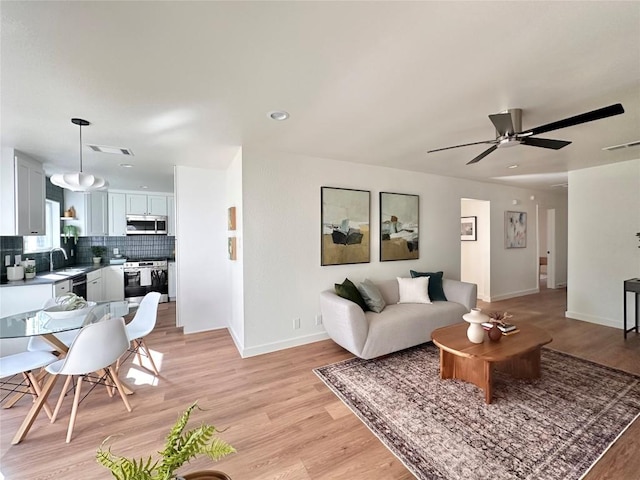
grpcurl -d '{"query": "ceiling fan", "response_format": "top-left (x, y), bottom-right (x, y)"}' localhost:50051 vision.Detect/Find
top-left (427, 103), bottom-right (624, 165)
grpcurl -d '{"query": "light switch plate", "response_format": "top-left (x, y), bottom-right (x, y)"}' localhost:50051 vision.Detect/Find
top-left (15, 254), bottom-right (21, 265)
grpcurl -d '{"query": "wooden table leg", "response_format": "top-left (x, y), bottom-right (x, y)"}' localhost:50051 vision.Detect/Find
top-left (11, 373), bottom-right (58, 445)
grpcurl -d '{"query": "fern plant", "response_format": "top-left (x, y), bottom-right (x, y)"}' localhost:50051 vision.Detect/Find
top-left (97, 402), bottom-right (236, 480)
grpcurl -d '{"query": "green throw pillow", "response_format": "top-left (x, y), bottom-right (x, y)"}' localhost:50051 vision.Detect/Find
top-left (409, 270), bottom-right (447, 301)
top-left (335, 278), bottom-right (369, 311)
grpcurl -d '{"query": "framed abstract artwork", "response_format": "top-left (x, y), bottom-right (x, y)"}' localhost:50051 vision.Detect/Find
top-left (379, 192), bottom-right (419, 261)
top-left (228, 237), bottom-right (237, 260)
top-left (228, 207), bottom-right (236, 231)
top-left (461, 216), bottom-right (477, 241)
top-left (505, 211), bottom-right (527, 248)
top-left (321, 187), bottom-right (370, 266)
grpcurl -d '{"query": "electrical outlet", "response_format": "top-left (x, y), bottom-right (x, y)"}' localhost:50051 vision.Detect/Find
top-left (113, 248), bottom-right (119, 255)
top-left (70, 249), bottom-right (74, 257)
top-left (4, 255), bottom-right (10, 266)
top-left (315, 314), bottom-right (323, 326)
top-left (293, 318), bottom-right (300, 329)
top-left (15, 255), bottom-right (21, 265)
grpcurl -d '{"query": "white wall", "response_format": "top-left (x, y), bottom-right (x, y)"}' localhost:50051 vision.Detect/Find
top-left (239, 149), bottom-right (567, 356)
top-left (461, 198), bottom-right (490, 300)
top-left (226, 149), bottom-right (245, 351)
top-left (175, 165), bottom-right (229, 333)
top-left (567, 159), bottom-right (640, 328)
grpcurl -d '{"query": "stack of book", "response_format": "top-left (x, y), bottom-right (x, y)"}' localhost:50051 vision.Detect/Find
top-left (481, 322), bottom-right (520, 335)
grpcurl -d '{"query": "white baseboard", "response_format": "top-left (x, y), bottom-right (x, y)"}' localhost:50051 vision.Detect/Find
top-left (239, 331), bottom-right (331, 358)
top-left (488, 287), bottom-right (540, 302)
top-left (227, 325), bottom-right (244, 354)
top-left (565, 311), bottom-right (621, 329)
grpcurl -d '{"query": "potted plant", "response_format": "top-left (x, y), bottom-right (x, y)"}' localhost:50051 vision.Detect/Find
top-left (91, 245), bottom-right (106, 264)
top-left (62, 224), bottom-right (79, 243)
top-left (24, 264), bottom-right (37, 279)
top-left (97, 402), bottom-right (235, 480)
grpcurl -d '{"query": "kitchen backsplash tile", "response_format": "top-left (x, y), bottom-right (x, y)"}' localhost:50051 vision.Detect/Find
top-left (77, 236), bottom-right (175, 264)
top-left (0, 235), bottom-right (175, 279)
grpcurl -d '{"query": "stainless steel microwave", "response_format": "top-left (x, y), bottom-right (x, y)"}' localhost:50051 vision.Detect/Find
top-left (126, 215), bottom-right (168, 235)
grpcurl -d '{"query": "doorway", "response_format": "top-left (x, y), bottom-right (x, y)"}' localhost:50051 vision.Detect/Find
top-left (461, 198), bottom-right (490, 301)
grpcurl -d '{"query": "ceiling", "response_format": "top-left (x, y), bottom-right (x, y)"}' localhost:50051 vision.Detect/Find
top-left (2, 1), bottom-right (639, 193)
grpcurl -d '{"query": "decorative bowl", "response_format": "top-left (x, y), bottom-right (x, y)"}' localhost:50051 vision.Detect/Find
top-left (43, 301), bottom-right (97, 319)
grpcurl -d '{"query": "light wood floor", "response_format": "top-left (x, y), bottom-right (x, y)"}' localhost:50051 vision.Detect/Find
top-left (1, 288), bottom-right (639, 480)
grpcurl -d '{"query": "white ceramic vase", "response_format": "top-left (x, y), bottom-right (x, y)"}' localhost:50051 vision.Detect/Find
top-left (463, 308), bottom-right (489, 343)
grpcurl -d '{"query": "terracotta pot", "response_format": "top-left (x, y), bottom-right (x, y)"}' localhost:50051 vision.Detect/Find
top-left (180, 471), bottom-right (232, 480)
top-left (488, 322), bottom-right (502, 342)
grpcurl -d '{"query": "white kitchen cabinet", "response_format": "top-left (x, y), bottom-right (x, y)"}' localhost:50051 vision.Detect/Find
top-left (126, 194), bottom-right (167, 216)
top-left (87, 269), bottom-right (103, 302)
top-left (64, 190), bottom-right (109, 236)
top-left (168, 261), bottom-right (176, 301)
top-left (103, 265), bottom-right (125, 301)
top-left (0, 149), bottom-right (46, 236)
top-left (167, 195), bottom-right (176, 236)
top-left (54, 279), bottom-right (71, 297)
top-left (108, 192), bottom-right (127, 236)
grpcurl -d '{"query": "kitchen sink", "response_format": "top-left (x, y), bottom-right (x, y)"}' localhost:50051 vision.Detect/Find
top-left (39, 273), bottom-right (70, 281)
top-left (59, 268), bottom-right (87, 275)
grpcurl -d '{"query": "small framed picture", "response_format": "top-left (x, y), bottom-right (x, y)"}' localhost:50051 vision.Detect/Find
top-left (228, 237), bottom-right (237, 260)
top-left (228, 207), bottom-right (236, 231)
top-left (461, 216), bottom-right (477, 241)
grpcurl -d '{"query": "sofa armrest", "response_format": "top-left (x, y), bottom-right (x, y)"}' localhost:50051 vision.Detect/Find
top-left (442, 279), bottom-right (477, 312)
top-left (319, 290), bottom-right (369, 357)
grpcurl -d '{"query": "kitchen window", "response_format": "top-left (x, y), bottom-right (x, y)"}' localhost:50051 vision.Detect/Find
top-left (23, 200), bottom-right (60, 253)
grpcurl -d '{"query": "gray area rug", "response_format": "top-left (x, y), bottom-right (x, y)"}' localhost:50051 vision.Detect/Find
top-left (314, 344), bottom-right (640, 480)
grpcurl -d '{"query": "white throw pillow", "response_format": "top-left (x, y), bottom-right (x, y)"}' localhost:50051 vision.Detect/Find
top-left (397, 276), bottom-right (431, 304)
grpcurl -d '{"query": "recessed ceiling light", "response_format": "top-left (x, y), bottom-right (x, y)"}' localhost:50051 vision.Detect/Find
top-left (267, 110), bottom-right (289, 121)
top-left (140, 185), bottom-right (148, 189)
top-left (88, 144), bottom-right (134, 155)
top-left (508, 164), bottom-right (519, 169)
top-left (119, 163), bottom-right (133, 168)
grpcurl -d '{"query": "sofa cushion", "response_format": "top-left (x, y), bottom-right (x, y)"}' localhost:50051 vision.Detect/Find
top-left (335, 278), bottom-right (368, 311)
top-left (410, 270), bottom-right (448, 301)
top-left (357, 279), bottom-right (386, 313)
top-left (397, 277), bottom-right (431, 304)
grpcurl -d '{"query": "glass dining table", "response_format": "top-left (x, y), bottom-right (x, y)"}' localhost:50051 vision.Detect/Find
top-left (0, 300), bottom-right (136, 444)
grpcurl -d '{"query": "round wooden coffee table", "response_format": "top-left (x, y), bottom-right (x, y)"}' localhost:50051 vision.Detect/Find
top-left (431, 322), bottom-right (552, 404)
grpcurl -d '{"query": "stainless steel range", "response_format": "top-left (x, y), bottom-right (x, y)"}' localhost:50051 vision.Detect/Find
top-left (123, 259), bottom-right (168, 304)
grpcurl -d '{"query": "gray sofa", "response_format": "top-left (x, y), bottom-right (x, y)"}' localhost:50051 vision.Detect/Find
top-left (319, 278), bottom-right (477, 359)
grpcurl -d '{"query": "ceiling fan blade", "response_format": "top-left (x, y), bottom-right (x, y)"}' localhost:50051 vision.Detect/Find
top-left (489, 113), bottom-right (514, 136)
top-left (467, 145), bottom-right (498, 165)
top-left (520, 137), bottom-right (571, 150)
top-left (521, 103), bottom-right (624, 137)
top-left (427, 139), bottom-right (497, 154)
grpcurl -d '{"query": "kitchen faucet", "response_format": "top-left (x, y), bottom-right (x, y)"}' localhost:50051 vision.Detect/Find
top-left (49, 247), bottom-right (68, 271)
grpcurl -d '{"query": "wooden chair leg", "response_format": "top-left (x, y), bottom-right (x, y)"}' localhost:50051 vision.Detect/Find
top-left (139, 339), bottom-right (160, 375)
top-left (107, 367), bottom-right (132, 412)
top-left (26, 371), bottom-right (53, 420)
top-left (66, 377), bottom-right (83, 443)
top-left (51, 375), bottom-right (73, 423)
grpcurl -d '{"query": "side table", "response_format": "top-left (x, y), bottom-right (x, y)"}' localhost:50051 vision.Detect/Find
top-left (623, 278), bottom-right (640, 339)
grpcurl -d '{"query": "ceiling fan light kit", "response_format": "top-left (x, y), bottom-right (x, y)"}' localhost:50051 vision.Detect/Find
top-left (427, 103), bottom-right (625, 165)
top-left (50, 118), bottom-right (109, 192)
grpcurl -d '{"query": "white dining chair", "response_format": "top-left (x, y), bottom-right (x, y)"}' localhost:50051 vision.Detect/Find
top-left (46, 316), bottom-right (132, 443)
top-left (0, 350), bottom-right (58, 419)
top-left (120, 291), bottom-right (161, 375)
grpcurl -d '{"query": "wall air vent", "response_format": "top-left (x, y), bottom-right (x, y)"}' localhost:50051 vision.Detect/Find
top-left (602, 140), bottom-right (640, 151)
top-left (88, 145), bottom-right (134, 155)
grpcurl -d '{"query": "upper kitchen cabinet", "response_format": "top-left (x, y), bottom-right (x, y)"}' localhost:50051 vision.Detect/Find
top-left (108, 192), bottom-right (127, 236)
top-left (64, 190), bottom-right (108, 237)
top-left (0, 148), bottom-right (46, 236)
top-left (126, 194), bottom-right (167, 216)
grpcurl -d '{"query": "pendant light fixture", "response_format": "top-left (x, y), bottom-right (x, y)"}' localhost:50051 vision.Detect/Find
top-left (51, 118), bottom-right (108, 191)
